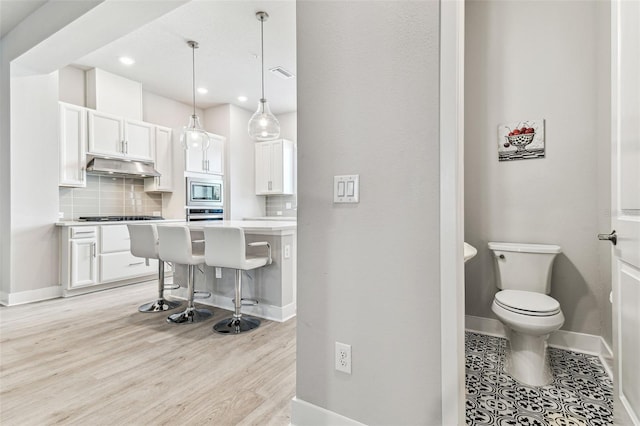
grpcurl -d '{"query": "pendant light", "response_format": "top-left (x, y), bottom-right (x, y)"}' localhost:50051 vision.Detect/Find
top-left (181, 40), bottom-right (210, 151)
top-left (248, 11), bottom-right (280, 141)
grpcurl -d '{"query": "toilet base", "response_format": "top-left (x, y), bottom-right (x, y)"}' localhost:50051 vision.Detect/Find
top-left (505, 330), bottom-right (552, 386)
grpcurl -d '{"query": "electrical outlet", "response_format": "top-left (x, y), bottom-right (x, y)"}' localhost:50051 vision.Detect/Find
top-left (215, 267), bottom-right (222, 278)
top-left (335, 342), bottom-right (351, 374)
top-left (285, 202), bottom-right (292, 209)
top-left (58, 212), bottom-right (64, 219)
top-left (284, 244), bottom-right (291, 259)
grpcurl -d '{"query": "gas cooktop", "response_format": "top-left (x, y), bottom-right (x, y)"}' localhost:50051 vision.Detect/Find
top-left (78, 216), bottom-right (164, 222)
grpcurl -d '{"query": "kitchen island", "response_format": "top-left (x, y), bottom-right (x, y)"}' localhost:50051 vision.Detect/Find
top-left (164, 220), bottom-right (297, 322)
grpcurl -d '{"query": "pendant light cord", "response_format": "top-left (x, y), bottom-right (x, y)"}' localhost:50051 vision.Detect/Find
top-left (261, 16), bottom-right (266, 102)
top-left (192, 43), bottom-right (196, 118)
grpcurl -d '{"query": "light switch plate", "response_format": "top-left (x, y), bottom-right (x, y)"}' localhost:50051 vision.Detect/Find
top-left (334, 175), bottom-right (360, 203)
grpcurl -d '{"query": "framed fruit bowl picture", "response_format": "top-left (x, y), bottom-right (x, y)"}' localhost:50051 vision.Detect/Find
top-left (497, 119), bottom-right (545, 161)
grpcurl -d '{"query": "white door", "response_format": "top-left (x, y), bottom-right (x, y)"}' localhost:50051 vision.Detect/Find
top-left (70, 238), bottom-right (97, 288)
top-left (154, 126), bottom-right (173, 191)
top-left (610, 1), bottom-right (640, 424)
top-left (255, 141), bottom-right (271, 194)
top-left (124, 119), bottom-right (154, 161)
top-left (270, 140), bottom-right (284, 193)
top-left (207, 134), bottom-right (225, 175)
top-left (185, 145), bottom-right (206, 174)
top-left (88, 110), bottom-right (124, 157)
top-left (59, 102), bottom-right (86, 187)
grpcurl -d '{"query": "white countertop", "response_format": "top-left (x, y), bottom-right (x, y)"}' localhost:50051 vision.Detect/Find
top-left (55, 219), bottom-right (184, 227)
top-left (243, 216), bottom-right (297, 221)
top-left (184, 220), bottom-right (296, 232)
top-left (56, 220), bottom-right (296, 233)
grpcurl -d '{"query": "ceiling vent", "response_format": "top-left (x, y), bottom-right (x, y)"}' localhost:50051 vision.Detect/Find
top-left (269, 66), bottom-right (295, 80)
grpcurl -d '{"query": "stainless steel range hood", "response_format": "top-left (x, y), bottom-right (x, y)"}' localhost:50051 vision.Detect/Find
top-left (86, 157), bottom-right (161, 178)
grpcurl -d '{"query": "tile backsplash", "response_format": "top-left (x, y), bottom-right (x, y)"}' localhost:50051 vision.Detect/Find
top-left (265, 194), bottom-right (297, 217)
top-left (59, 175), bottom-right (162, 220)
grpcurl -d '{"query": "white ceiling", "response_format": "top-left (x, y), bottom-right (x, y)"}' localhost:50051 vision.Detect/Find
top-left (0, 0), bottom-right (48, 39)
top-left (71, 0), bottom-right (297, 114)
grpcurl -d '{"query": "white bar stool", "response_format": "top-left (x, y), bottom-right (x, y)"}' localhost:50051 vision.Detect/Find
top-left (204, 226), bottom-right (272, 334)
top-left (157, 225), bottom-right (213, 324)
top-left (127, 223), bottom-right (182, 313)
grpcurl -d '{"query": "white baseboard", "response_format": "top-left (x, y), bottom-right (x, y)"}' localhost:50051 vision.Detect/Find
top-left (0, 285), bottom-right (62, 306)
top-left (465, 315), bottom-right (613, 377)
top-left (465, 315), bottom-right (507, 338)
top-left (290, 397), bottom-right (365, 426)
top-left (169, 289), bottom-right (295, 323)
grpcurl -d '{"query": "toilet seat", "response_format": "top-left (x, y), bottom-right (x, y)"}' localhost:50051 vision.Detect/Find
top-left (494, 290), bottom-right (560, 317)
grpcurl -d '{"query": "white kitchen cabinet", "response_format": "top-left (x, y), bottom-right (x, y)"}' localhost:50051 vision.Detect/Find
top-left (59, 102), bottom-right (87, 187)
top-left (99, 225), bottom-right (156, 283)
top-left (184, 132), bottom-right (225, 175)
top-left (70, 238), bottom-right (98, 288)
top-left (144, 126), bottom-right (173, 192)
top-left (100, 224), bottom-right (131, 253)
top-left (255, 139), bottom-right (294, 195)
top-left (66, 227), bottom-right (98, 289)
top-left (87, 110), bottom-right (154, 161)
top-left (59, 224), bottom-right (157, 296)
top-left (100, 251), bottom-right (157, 283)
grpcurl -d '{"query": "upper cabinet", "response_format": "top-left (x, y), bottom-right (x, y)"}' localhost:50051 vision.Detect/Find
top-left (87, 110), bottom-right (154, 162)
top-left (144, 126), bottom-right (173, 192)
top-left (59, 102), bottom-right (87, 187)
top-left (184, 132), bottom-right (225, 175)
top-left (255, 139), bottom-right (295, 195)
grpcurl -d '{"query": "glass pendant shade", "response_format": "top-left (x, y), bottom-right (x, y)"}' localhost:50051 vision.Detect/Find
top-left (181, 40), bottom-right (209, 151)
top-left (248, 99), bottom-right (280, 141)
top-left (248, 11), bottom-right (280, 141)
top-left (181, 114), bottom-right (210, 151)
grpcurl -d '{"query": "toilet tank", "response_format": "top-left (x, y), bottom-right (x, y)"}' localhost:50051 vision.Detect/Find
top-left (488, 242), bottom-right (562, 294)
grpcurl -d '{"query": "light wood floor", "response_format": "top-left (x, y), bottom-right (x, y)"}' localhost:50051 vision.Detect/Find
top-left (0, 282), bottom-right (296, 426)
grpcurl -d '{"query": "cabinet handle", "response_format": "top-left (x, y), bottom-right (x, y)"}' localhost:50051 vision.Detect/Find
top-left (268, 181), bottom-right (272, 191)
top-left (207, 160), bottom-right (210, 171)
top-left (125, 141), bottom-right (129, 154)
top-left (128, 261), bottom-right (145, 266)
top-left (91, 242), bottom-right (97, 258)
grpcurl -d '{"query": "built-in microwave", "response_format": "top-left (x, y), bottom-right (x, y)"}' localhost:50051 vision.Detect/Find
top-left (186, 177), bottom-right (223, 208)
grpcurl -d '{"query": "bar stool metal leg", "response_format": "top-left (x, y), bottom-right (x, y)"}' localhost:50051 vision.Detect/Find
top-left (167, 264), bottom-right (212, 324)
top-left (139, 261), bottom-right (182, 312)
top-left (213, 270), bottom-right (260, 334)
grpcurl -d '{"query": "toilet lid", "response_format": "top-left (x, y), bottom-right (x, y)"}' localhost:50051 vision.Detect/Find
top-left (494, 290), bottom-right (561, 316)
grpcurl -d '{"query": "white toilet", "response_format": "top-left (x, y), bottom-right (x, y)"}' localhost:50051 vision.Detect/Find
top-left (488, 241), bottom-right (564, 386)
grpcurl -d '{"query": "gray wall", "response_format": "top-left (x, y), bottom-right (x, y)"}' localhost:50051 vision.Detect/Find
top-left (464, 0), bottom-right (612, 345)
top-left (296, 2), bottom-right (442, 424)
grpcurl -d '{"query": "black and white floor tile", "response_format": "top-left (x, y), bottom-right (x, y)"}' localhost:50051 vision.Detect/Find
top-left (465, 332), bottom-right (613, 426)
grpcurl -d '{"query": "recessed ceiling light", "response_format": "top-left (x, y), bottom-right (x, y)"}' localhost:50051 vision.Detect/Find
top-left (119, 56), bottom-right (135, 66)
top-left (237, 96), bottom-right (248, 102)
top-left (197, 87), bottom-right (208, 94)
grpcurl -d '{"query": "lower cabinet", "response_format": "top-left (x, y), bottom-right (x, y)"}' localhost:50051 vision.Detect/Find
top-left (70, 235), bottom-right (98, 288)
top-left (100, 251), bottom-right (157, 282)
top-left (60, 224), bottom-right (157, 295)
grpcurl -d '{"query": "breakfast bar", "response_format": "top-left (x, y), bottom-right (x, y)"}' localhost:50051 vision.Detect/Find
top-left (164, 220), bottom-right (297, 322)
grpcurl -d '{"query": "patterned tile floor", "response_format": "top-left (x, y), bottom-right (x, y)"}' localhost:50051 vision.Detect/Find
top-left (465, 332), bottom-right (613, 426)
